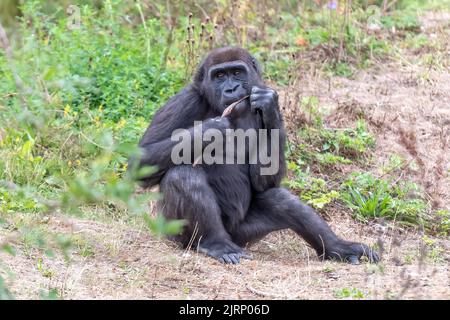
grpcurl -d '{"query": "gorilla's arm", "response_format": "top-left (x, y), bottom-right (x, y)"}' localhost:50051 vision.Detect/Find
top-left (248, 87), bottom-right (287, 192)
top-left (130, 86), bottom-right (228, 187)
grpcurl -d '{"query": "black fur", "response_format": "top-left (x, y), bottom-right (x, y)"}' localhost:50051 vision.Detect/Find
top-left (132, 46), bottom-right (379, 264)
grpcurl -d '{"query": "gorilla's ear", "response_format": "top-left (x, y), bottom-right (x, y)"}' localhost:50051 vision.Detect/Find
top-left (193, 60), bottom-right (206, 84)
top-left (250, 56), bottom-right (262, 77)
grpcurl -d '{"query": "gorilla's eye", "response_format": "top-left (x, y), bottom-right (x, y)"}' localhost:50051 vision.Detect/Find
top-left (216, 72), bottom-right (225, 79)
top-left (234, 70), bottom-right (240, 76)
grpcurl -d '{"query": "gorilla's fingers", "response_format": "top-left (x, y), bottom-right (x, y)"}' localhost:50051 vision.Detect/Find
top-left (217, 251), bottom-right (251, 264)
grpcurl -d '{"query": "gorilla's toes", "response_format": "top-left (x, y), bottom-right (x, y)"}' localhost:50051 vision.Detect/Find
top-left (198, 239), bottom-right (251, 264)
top-left (218, 250), bottom-right (252, 264)
top-left (355, 243), bottom-right (380, 263)
top-left (345, 255), bottom-right (360, 265)
top-left (220, 253), bottom-right (241, 264)
top-left (239, 251), bottom-right (253, 260)
top-left (324, 241), bottom-right (380, 264)
top-left (366, 248), bottom-right (380, 263)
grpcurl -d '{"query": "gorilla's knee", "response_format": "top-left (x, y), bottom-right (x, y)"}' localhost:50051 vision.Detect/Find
top-left (257, 188), bottom-right (299, 211)
top-left (161, 166), bottom-right (205, 189)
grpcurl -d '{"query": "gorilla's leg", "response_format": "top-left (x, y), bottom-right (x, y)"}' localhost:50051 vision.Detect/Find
top-left (231, 188), bottom-right (379, 264)
top-left (159, 165), bottom-right (249, 264)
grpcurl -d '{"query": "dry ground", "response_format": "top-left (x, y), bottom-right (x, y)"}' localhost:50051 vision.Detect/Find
top-left (1, 10), bottom-right (449, 300)
top-left (1, 213), bottom-right (449, 299)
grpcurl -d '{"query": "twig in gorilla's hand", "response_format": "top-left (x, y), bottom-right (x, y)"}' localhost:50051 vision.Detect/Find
top-left (221, 95), bottom-right (249, 117)
top-left (193, 155), bottom-right (202, 167)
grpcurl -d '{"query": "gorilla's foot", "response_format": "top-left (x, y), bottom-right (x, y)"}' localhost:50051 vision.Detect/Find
top-left (321, 240), bottom-right (380, 264)
top-left (198, 237), bottom-right (251, 264)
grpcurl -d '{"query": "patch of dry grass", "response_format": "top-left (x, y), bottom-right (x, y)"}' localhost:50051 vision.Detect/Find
top-left (1, 214), bottom-right (449, 299)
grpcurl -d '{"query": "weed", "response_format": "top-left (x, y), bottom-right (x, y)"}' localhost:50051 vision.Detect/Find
top-left (36, 257), bottom-right (54, 278)
top-left (422, 235), bottom-right (446, 264)
top-left (333, 287), bottom-right (365, 299)
top-left (435, 210), bottom-right (450, 236)
top-left (39, 288), bottom-right (60, 300)
top-left (341, 173), bottom-right (429, 228)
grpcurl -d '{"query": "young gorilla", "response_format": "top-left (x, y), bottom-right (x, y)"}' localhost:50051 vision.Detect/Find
top-left (133, 46), bottom-right (379, 265)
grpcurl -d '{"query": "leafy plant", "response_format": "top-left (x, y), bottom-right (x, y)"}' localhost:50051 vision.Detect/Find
top-left (292, 119), bottom-right (375, 170)
top-left (0, 277), bottom-right (14, 300)
top-left (342, 186), bottom-right (392, 221)
top-left (143, 214), bottom-right (186, 238)
top-left (341, 173), bottom-right (429, 228)
top-left (284, 170), bottom-right (340, 211)
top-left (333, 287), bottom-right (365, 299)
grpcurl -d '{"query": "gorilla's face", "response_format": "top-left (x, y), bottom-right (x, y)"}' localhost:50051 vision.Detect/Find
top-left (205, 60), bottom-right (250, 112)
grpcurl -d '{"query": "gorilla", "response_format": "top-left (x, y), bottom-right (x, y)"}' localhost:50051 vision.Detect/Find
top-left (132, 46), bottom-right (379, 264)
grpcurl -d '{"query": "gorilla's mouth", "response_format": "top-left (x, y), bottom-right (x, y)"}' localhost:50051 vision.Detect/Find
top-left (223, 95), bottom-right (249, 107)
top-left (221, 95), bottom-right (249, 117)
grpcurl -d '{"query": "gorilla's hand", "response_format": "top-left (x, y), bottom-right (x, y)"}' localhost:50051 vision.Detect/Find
top-left (203, 116), bottom-right (233, 133)
top-left (250, 86), bottom-right (280, 129)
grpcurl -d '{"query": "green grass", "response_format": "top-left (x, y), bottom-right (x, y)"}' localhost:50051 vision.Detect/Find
top-left (284, 171), bottom-right (340, 211)
top-left (296, 119), bottom-right (376, 160)
top-left (333, 287), bottom-right (365, 299)
top-left (285, 116), bottom-right (376, 212)
top-left (341, 172), bottom-right (429, 228)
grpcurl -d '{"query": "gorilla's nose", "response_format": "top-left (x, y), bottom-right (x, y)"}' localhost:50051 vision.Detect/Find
top-left (224, 84), bottom-right (240, 95)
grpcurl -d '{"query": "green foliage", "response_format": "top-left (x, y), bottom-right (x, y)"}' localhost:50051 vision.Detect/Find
top-left (293, 118), bottom-right (375, 167)
top-left (0, 277), bottom-right (14, 300)
top-left (0, 187), bottom-right (45, 213)
top-left (380, 13), bottom-right (420, 31)
top-left (144, 214), bottom-right (186, 238)
top-left (342, 186), bottom-right (392, 220)
top-left (286, 109), bottom-right (375, 212)
top-left (315, 153), bottom-right (352, 167)
top-left (435, 210), bottom-right (450, 236)
top-left (5, 1), bottom-right (185, 122)
top-left (36, 257), bottom-right (54, 278)
top-left (0, 1), bottom-right (189, 296)
top-left (1, 244), bottom-right (16, 257)
top-left (333, 287), bottom-right (365, 299)
top-left (0, 0), bottom-right (181, 219)
top-left (39, 288), bottom-right (60, 300)
top-left (284, 167), bottom-right (340, 211)
top-left (341, 173), bottom-right (429, 228)
top-left (422, 235), bottom-right (446, 264)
